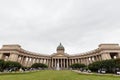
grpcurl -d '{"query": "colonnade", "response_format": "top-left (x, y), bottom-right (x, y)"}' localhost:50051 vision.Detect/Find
top-left (16, 55), bottom-right (51, 67)
top-left (51, 58), bottom-right (69, 68)
top-left (0, 53), bottom-right (50, 67)
top-left (0, 44), bottom-right (120, 68)
top-left (69, 54), bottom-right (102, 65)
top-left (0, 52), bottom-right (117, 68)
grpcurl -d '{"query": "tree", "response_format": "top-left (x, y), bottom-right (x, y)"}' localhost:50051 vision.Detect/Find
top-left (0, 59), bottom-right (5, 71)
top-left (88, 59), bottom-right (118, 73)
top-left (31, 63), bottom-right (48, 69)
top-left (70, 63), bottom-right (86, 69)
top-left (4, 61), bottom-right (22, 71)
top-left (114, 58), bottom-right (120, 68)
top-left (88, 61), bottom-right (102, 72)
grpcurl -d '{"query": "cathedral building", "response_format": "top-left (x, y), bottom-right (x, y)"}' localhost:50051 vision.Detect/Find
top-left (0, 43), bottom-right (120, 69)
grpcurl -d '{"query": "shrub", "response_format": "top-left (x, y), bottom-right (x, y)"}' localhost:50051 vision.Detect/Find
top-left (70, 63), bottom-right (86, 69)
top-left (114, 58), bottom-right (120, 68)
top-left (0, 59), bottom-right (5, 71)
top-left (4, 61), bottom-right (22, 71)
top-left (88, 61), bottom-right (102, 72)
top-left (88, 59), bottom-right (120, 73)
top-left (31, 63), bottom-right (48, 69)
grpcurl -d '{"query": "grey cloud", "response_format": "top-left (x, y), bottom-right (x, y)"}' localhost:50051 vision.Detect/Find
top-left (0, 0), bottom-right (120, 54)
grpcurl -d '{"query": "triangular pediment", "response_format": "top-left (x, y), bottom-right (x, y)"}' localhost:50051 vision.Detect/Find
top-left (55, 53), bottom-right (65, 57)
top-left (51, 53), bottom-right (69, 57)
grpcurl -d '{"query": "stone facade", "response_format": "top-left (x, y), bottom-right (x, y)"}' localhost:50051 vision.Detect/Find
top-left (0, 43), bottom-right (120, 69)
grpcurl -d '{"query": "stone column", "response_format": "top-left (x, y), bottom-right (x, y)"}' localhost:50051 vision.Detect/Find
top-left (99, 55), bottom-right (102, 61)
top-left (49, 59), bottom-right (51, 68)
top-left (82, 58), bottom-right (84, 64)
top-left (77, 59), bottom-right (79, 63)
top-left (73, 59), bottom-right (75, 64)
top-left (75, 59), bottom-right (76, 63)
top-left (86, 58), bottom-right (89, 65)
top-left (37, 58), bottom-right (39, 63)
top-left (26, 57), bottom-right (29, 67)
top-left (61, 59), bottom-right (62, 68)
top-left (38, 58), bottom-right (40, 63)
top-left (22, 56), bottom-right (27, 66)
top-left (72, 59), bottom-right (74, 64)
top-left (29, 58), bottom-right (32, 66)
top-left (95, 56), bottom-right (97, 61)
top-left (53, 59), bottom-right (54, 67)
top-left (33, 58), bottom-right (35, 64)
top-left (31, 58), bottom-right (33, 66)
top-left (46, 59), bottom-right (48, 66)
top-left (34, 58), bottom-right (36, 63)
top-left (101, 52), bottom-right (111, 60)
top-left (86, 58), bottom-right (88, 65)
top-left (76, 59), bottom-right (78, 63)
top-left (36, 58), bottom-right (39, 63)
top-left (79, 59), bottom-right (81, 64)
top-left (71, 59), bottom-right (72, 64)
top-left (51, 58), bottom-right (53, 68)
top-left (43, 58), bottom-right (44, 64)
top-left (40, 58), bottom-right (42, 63)
top-left (97, 55), bottom-right (100, 61)
top-left (82, 58), bottom-right (85, 64)
top-left (0, 53), bottom-right (3, 59)
top-left (39, 58), bottom-right (40, 63)
top-left (69, 59), bottom-right (70, 66)
top-left (48, 59), bottom-right (50, 68)
top-left (58, 59), bottom-right (59, 67)
top-left (66, 59), bottom-right (68, 68)
top-left (91, 57), bottom-right (94, 62)
top-left (47, 59), bottom-right (49, 68)
top-left (43, 58), bottom-right (45, 64)
top-left (78, 58), bottom-right (80, 64)
top-left (9, 53), bottom-right (18, 61)
top-left (17, 55), bottom-right (20, 62)
top-left (42, 58), bottom-right (44, 63)
top-left (24, 57), bottom-right (28, 66)
top-left (84, 58), bottom-right (86, 64)
top-left (63, 59), bottom-right (65, 68)
top-left (44, 59), bottom-right (46, 64)
top-left (26, 57), bottom-right (30, 67)
top-left (47, 59), bottom-right (50, 67)
top-left (20, 56), bottom-right (23, 65)
top-left (88, 57), bottom-right (90, 64)
top-left (19, 56), bottom-right (24, 66)
top-left (96, 55), bottom-right (99, 61)
top-left (118, 53), bottom-right (120, 58)
top-left (72, 59), bottom-right (73, 64)
top-left (37, 58), bottom-right (38, 63)
top-left (69, 59), bottom-right (71, 66)
top-left (30, 58), bottom-right (33, 65)
top-left (55, 58), bottom-right (56, 67)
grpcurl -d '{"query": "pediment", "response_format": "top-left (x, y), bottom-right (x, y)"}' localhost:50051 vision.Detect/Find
top-left (51, 53), bottom-right (69, 57)
top-left (55, 54), bottom-right (65, 57)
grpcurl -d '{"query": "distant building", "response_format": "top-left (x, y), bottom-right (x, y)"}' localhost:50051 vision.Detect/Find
top-left (0, 43), bottom-right (120, 69)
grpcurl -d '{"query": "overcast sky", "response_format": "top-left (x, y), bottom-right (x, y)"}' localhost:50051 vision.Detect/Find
top-left (0, 0), bottom-right (120, 55)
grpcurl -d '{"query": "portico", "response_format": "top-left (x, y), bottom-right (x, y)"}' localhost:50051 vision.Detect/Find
top-left (51, 43), bottom-right (69, 69)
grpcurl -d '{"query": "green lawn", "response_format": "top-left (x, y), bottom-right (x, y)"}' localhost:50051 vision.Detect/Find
top-left (0, 70), bottom-right (120, 80)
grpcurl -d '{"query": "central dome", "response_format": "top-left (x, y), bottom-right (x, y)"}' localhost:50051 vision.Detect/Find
top-left (57, 43), bottom-right (65, 51)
